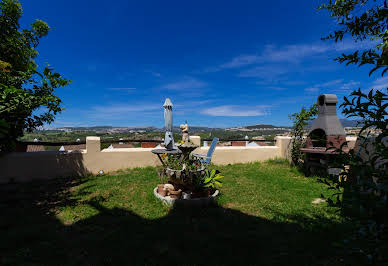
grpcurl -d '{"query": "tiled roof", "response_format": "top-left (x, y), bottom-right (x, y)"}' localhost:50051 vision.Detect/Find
top-left (26, 145), bottom-right (45, 152)
top-left (64, 144), bottom-right (86, 151)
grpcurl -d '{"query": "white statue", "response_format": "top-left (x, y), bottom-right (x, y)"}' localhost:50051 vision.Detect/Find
top-left (180, 121), bottom-right (189, 144)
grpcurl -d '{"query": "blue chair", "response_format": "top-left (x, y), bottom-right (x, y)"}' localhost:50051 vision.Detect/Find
top-left (192, 137), bottom-right (219, 165)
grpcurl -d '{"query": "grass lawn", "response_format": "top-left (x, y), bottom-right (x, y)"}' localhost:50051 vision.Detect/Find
top-left (0, 160), bottom-right (354, 265)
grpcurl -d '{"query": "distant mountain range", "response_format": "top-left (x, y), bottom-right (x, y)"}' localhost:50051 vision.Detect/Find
top-left (339, 119), bottom-right (363, 127)
top-left (53, 124), bottom-right (287, 133)
top-left (245, 124), bottom-right (291, 129)
top-left (171, 126), bottom-right (221, 132)
top-left (307, 119), bottom-right (361, 128)
top-left (56, 126), bottom-right (157, 132)
top-left (52, 119), bottom-right (361, 133)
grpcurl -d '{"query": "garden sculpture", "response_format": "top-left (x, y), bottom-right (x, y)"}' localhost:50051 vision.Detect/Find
top-left (163, 98), bottom-right (175, 150)
top-left (180, 120), bottom-right (189, 143)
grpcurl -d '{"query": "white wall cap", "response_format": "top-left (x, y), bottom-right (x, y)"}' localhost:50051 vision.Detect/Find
top-left (86, 136), bottom-right (100, 141)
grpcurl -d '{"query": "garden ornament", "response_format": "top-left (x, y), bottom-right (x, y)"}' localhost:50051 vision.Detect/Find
top-left (163, 98), bottom-right (175, 150)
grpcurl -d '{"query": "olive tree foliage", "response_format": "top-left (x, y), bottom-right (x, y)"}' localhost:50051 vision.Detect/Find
top-left (318, 0), bottom-right (388, 76)
top-left (318, 0), bottom-right (388, 212)
top-left (318, 89), bottom-right (387, 263)
top-left (318, 0), bottom-right (388, 262)
top-left (288, 103), bottom-right (318, 167)
top-left (0, 0), bottom-right (70, 151)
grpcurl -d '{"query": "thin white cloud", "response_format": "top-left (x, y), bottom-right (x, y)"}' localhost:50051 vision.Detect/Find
top-left (305, 87), bottom-right (319, 93)
top-left (304, 79), bottom-right (360, 95)
top-left (317, 79), bottom-right (344, 88)
top-left (162, 78), bottom-right (207, 90)
top-left (370, 76), bottom-right (388, 90)
top-left (209, 39), bottom-right (372, 72)
top-left (151, 72), bottom-right (161, 77)
top-left (261, 43), bottom-right (330, 63)
top-left (201, 105), bottom-right (269, 117)
top-left (174, 100), bottom-right (214, 108)
top-left (145, 70), bottom-right (162, 77)
top-left (88, 104), bottom-right (160, 120)
top-left (264, 86), bottom-right (288, 91)
top-left (282, 80), bottom-right (307, 86)
top-left (220, 54), bottom-right (261, 69)
top-left (92, 104), bottom-right (159, 113)
top-left (238, 65), bottom-right (289, 78)
top-left (214, 43), bottom-right (330, 71)
top-left (336, 81), bottom-right (361, 93)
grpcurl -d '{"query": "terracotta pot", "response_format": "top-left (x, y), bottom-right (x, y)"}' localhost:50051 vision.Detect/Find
top-left (157, 184), bottom-right (167, 197)
top-left (169, 189), bottom-right (182, 199)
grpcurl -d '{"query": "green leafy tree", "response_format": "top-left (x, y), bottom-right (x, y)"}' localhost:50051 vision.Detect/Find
top-left (318, 89), bottom-right (387, 263)
top-left (318, 0), bottom-right (388, 262)
top-left (0, 0), bottom-right (70, 151)
top-left (318, 0), bottom-right (388, 76)
top-left (288, 103), bottom-right (318, 167)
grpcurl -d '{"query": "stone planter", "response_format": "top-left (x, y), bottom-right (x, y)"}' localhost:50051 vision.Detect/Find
top-left (153, 187), bottom-right (219, 207)
top-left (157, 184), bottom-right (167, 197)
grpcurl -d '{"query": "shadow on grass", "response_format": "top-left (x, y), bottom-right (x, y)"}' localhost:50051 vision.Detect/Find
top-left (0, 177), bottom-right (357, 266)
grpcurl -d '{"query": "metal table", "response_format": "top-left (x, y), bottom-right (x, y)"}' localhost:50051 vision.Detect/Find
top-left (151, 148), bottom-right (181, 166)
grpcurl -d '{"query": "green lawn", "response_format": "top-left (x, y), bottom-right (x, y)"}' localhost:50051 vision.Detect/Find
top-left (1, 160), bottom-right (354, 265)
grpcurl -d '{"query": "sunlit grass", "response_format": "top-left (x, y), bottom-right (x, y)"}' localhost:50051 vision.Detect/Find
top-left (54, 159), bottom-right (341, 227)
top-left (1, 160), bottom-right (352, 265)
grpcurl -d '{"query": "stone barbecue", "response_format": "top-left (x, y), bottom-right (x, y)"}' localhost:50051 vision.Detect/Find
top-left (300, 94), bottom-right (348, 175)
top-left (305, 94), bottom-right (347, 150)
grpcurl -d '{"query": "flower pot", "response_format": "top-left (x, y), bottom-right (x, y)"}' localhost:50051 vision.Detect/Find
top-left (169, 189), bottom-right (182, 199)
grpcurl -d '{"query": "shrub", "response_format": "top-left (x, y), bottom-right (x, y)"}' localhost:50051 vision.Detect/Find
top-left (288, 103), bottom-right (318, 167)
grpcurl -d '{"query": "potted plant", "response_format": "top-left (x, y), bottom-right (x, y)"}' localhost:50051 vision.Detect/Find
top-left (191, 169), bottom-right (223, 198)
top-left (156, 140), bottom-right (223, 201)
top-left (163, 154), bottom-right (205, 188)
top-left (203, 169), bottom-right (224, 191)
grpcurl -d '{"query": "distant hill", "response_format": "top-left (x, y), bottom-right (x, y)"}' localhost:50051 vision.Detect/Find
top-left (172, 126), bottom-right (221, 132)
top-left (61, 126), bottom-right (115, 131)
top-left (339, 119), bottom-right (362, 127)
top-left (245, 124), bottom-right (291, 129)
top-left (53, 124), bottom-right (295, 133)
top-left (56, 126), bottom-right (157, 132)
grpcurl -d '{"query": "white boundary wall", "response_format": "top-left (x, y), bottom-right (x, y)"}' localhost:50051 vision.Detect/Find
top-left (0, 136), bottom-right (295, 183)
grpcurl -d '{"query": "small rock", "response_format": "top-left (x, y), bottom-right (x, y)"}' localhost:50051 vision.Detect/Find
top-left (312, 198), bottom-right (326, 204)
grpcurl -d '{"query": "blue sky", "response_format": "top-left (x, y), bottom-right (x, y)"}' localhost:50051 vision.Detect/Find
top-left (19, 0), bottom-right (387, 128)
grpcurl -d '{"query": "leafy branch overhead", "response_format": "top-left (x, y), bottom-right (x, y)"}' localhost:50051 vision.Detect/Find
top-left (318, 0), bottom-right (388, 76)
top-left (0, 0), bottom-right (71, 152)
